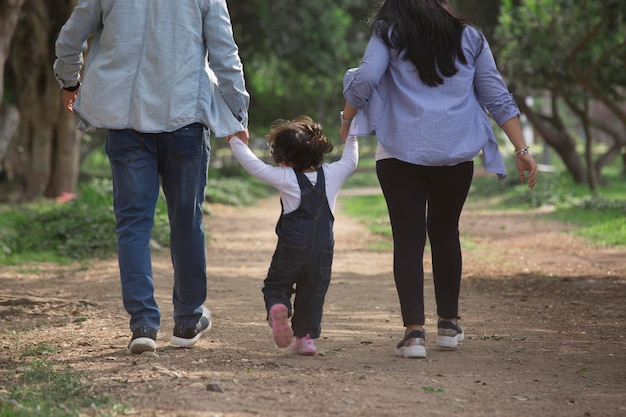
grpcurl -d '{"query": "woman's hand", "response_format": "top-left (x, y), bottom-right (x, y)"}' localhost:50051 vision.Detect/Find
top-left (515, 153), bottom-right (538, 190)
top-left (340, 123), bottom-right (350, 141)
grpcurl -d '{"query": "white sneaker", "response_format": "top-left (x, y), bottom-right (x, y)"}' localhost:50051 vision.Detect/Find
top-left (170, 305), bottom-right (212, 347)
top-left (128, 326), bottom-right (157, 354)
top-left (395, 330), bottom-right (427, 358)
top-left (435, 320), bottom-right (464, 349)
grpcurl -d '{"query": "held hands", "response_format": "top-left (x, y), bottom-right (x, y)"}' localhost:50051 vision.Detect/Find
top-left (226, 128), bottom-right (249, 145)
top-left (515, 152), bottom-right (538, 190)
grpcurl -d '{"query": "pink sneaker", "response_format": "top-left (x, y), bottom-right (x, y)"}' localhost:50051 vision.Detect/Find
top-left (292, 334), bottom-right (317, 356)
top-left (268, 304), bottom-right (293, 348)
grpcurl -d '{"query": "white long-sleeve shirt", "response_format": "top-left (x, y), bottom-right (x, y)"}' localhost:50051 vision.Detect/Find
top-left (229, 136), bottom-right (358, 214)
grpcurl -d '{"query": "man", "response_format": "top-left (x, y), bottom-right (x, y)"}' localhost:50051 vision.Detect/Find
top-left (54, 0), bottom-right (249, 354)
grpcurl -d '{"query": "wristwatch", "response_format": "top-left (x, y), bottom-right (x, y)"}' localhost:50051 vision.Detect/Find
top-left (63, 81), bottom-right (81, 92)
top-left (340, 111), bottom-right (352, 125)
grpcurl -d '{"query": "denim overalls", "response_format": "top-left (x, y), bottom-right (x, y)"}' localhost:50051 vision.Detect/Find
top-left (262, 168), bottom-right (334, 339)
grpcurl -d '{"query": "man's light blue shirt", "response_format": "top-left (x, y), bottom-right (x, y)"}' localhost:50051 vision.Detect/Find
top-left (54, 0), bottom-right (249, 137)
top-left (344, 25), bottom-right (518, 178)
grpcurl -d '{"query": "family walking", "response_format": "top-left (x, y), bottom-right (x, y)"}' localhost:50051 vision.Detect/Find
top-left (54, 0), bottom-right (537, 358)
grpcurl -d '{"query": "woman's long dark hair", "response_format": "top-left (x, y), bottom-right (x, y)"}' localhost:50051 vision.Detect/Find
top-left (371, 0), bottom-right (468, 87)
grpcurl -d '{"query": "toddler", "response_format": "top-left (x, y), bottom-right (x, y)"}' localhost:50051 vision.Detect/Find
top-left (228, 116), bottom-right (358, 355)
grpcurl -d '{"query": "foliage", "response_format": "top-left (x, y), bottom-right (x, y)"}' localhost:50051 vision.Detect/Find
top-left (0, 170), bottom-right (274, 265)
top-left (0, 179), bottom-right (168, 264)
top-left (496, 0), bottom-right (626, 94)
top-left (206, 166), bottom-right (274, 206)
top-left (494, 0), bottom-right (626, 185)
top-left (230, 0), bottom-right (373, 131)
top-left (0, 358), bottom-right (127, 417)
top-left (343, 167), bottom-right (378, 189)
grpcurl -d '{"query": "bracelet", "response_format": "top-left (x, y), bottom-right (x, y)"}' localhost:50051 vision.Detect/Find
top-left (514, 146), bottom-right (529, 156)
top-left (340, 111), bottom-right (352, 125)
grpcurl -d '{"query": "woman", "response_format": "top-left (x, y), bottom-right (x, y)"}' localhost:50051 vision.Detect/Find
top-left (341, 0), bottom-right (537, 358)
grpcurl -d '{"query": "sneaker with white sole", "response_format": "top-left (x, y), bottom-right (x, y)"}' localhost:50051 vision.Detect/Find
top-left (292, 334), bottom-right (316, 356)
top-left (170, 305), bottom-right (212, 347)
top-left (268, 304), bottom-right (293, 348)
top-left (435, 320), bottom-right (464, 349)
top-left (395, 330), bottom-right (427, 358)
top-left (128, 326), bottom-right (157, 354)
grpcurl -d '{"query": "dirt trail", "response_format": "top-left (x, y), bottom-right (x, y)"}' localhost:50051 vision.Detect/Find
top-left (1, 188), bottom-right (625, 417)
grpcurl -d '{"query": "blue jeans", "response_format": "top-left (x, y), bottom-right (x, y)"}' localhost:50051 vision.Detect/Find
top-left (105, 123), bottom-right (209, 332)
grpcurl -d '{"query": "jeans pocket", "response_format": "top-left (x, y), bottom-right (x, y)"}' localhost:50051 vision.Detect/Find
top-left (274, 243), bottom-right (306, 272)
top-left (169, 124), bottom-right (208, 167)
top-left (106, 129), bottom-right (143, 163)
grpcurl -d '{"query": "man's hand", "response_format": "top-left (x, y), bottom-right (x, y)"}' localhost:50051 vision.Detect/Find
top-left (227, 129), bottom-right (249, 145)
top-left (62, 89), bottom-right (78, 113)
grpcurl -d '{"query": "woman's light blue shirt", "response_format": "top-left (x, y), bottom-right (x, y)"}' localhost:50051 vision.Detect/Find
top-left (344, 25), bottom-right (518, 178)
top-left (54, 0), bottom-right (249, 137)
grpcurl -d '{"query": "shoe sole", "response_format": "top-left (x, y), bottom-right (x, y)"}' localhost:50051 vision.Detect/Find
top-left (128, 337), bottom-right (156, 354)
top-left (269, 304), bottom-right (293, 348)
top-left (395, 344), bottom-right (427, 358)
top-left (435, 333), bottom-right (464, 350)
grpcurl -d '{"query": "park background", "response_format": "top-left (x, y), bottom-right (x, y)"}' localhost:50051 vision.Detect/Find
top-left (0, 1), bottom-right (625, 416)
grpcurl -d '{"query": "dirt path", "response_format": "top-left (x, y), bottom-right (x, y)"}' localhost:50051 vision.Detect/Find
top-left (1, 188), bottom-right (625, 417)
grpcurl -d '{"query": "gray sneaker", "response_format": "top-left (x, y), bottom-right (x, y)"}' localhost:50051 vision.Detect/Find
top-left (395, 330), bottom-right (427, 358)
top-left (435, 320), bottom-right (464, 349)
top-left (170, 305), bottom-right (212, 347)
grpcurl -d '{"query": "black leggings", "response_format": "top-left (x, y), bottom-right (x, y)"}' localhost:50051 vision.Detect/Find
top-left (376, 159), bottom-right (474, 326)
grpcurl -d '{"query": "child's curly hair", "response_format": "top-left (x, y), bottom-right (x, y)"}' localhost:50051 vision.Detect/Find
top-left (267, 116), bottom-right (334, 171)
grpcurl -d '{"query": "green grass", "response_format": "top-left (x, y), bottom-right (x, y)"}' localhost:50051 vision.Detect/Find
top-left (471, 164), bottom-right (626, 246)
top-left (340, 156), bottom-right (626, 248)
top-left (543, 202), bottom-right (626, 246)
top-left (340, 193), bottom-right (392, 249)
top-left (0, 179), bottom-right (120, 264)
top-left (0, 179), bottom-right (166, 265)
top-left (0, 358), bottom-right (127, 417)
top-left (206, 165), bottom-right (273, 206)
top-left (0, 170), bottom-right (274, 265)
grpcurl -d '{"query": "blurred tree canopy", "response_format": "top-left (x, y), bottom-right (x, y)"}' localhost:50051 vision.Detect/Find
top-left (229, 0), bottom-right (373, 127)
top-left (495, 0), bottom-right (626, 188)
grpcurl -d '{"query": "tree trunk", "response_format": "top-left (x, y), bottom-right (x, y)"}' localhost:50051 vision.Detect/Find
top-left (0, 0), bottom-right (26, 101)
top-left (581, 113), bottom-right (599, 193)
top-left (0, 0), bottom-right (27, 169)
top-left (0, 105), bottom-right (19, 163)
top-left (48, 103), bottom-right (81, 197)
top-left (5, 0), bottom-right (81, 201)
